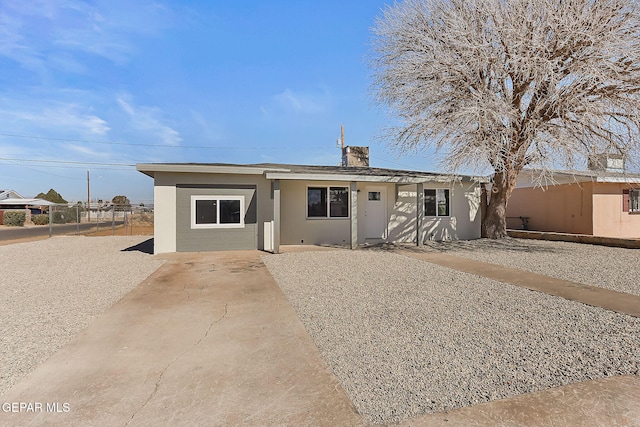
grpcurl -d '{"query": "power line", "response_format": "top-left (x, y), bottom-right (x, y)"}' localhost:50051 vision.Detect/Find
top-left (0, 157), bottom-right (136, 167)
top-left (0, 132), bottom-right (314, 150)
top-left (0, 161), bottom-right (135, 171)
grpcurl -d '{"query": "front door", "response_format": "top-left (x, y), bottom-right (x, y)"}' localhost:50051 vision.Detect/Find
top-left (365, 187), bottom-right (387, 239)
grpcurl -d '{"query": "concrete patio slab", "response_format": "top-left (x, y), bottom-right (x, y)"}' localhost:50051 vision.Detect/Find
top-left (0, 250), bottom-right (361, 426)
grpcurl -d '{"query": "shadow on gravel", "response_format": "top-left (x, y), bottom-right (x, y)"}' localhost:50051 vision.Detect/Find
top-left (122, 238), bottom-right (154, 255)
top-left (360, 237), bottom-right (563, 254)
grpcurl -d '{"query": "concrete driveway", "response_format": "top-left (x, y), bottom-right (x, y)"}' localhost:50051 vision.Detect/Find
top-left (2, 246), bottom-right (639, 426)
top-left (0, 250), bottom-right (361, 426)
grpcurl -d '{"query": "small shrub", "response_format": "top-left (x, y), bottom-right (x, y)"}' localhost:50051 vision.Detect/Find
top-left (52, 210), bottom-right (74, 224)
top-left (32, 214), bottom-right (49, 225)
top-left (3, 210), bottom-right (26, 226)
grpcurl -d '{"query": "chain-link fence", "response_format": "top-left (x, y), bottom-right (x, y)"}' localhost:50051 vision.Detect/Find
top-left (0, 204), bottom-right (153, 239)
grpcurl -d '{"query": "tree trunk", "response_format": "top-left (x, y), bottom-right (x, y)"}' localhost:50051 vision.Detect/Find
top-left (480, 183), bottom-right (489, 237)
top-left (483, 170), bottom-right (518, 239)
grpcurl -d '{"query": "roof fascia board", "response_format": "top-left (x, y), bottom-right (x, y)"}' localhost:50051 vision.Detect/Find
top-left (136, 164), bottom-right (290, 176)
top-left (596, 176), bottom-right (640, 184)
top-left (264, 172), bottom-right (470, 183)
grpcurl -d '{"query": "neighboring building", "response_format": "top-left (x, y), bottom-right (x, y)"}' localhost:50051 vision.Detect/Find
top-left (136, 161), bottom-right (485, 254)
top-left (507, 156), bottom-right (640, 238)
top-left (0, 189), bottom-right (24, 201)
top-left (0, 189), bottom-right (57, 212)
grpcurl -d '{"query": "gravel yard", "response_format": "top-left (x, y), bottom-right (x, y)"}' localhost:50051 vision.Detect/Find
top-left (420, 238), bottom-right (640, 296)
top-left (0, 236), bottom-right (164, 396)
top-left (263, 248), bottom-right (640, 425)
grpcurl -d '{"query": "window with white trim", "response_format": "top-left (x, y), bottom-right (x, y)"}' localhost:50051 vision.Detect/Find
top-left (631, 189), bottom-right (640, 213)
top-left (191, 195), bottom-right (244, 228)
top-left (307, 186), bottom-right (349, 218)
top-left (425, 189), bottom-right (450, 216)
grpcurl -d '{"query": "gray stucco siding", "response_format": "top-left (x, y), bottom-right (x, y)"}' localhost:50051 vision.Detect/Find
top-left (176, 185), bottom-right (257, 252)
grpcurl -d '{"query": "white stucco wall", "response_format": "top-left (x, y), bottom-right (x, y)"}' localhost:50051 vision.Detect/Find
top-left (153, 183), bottom-right (176, 254)
top-left (388, 182), bottom-right (481, 242)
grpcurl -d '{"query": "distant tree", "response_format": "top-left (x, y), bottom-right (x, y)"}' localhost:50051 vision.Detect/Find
top-left (112, 195), bottom-right (131, 211)
top-left (35, 189), bottom-right (67, 204)
top-left (371, 0), bottom-right (640, 238)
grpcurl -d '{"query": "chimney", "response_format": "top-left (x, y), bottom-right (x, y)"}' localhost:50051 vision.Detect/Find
top-left (587, 153), bottom-right (625, 172)
top-left (342, 146), bottom-right (370, 167)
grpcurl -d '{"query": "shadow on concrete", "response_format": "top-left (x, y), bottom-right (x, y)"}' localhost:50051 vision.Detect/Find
top-left (122, 238), bottom-right (154, 255)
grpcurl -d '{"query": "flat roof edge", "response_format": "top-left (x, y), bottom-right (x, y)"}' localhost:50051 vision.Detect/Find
top-left (136, 163), bottom-right (290, 176)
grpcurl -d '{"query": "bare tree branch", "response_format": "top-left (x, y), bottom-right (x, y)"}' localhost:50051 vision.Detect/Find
top-left (370, 0), bottom-right (640, 237)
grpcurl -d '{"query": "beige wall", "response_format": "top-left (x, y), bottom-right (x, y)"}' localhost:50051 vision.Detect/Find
top-left (280, 180), bottom-right (481, 245)
top-left (592, 183), bottom-right (640, 238)
top-left (507, 183), bottom-right (593, 234)
top-left (280, 180), bottom-right (351, 245)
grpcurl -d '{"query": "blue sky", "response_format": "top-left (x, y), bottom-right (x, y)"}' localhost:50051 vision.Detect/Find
top-left (0, 0), bottom-right (440, 204)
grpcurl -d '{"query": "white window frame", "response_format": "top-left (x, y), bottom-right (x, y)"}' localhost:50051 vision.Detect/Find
top-left (424, 188), bottom-right (451, 217)
top-left (630, 189), bottom-right (640, 213)
top-left (306, 185), bottom-right (350, 219)
top-left (191, 195), bottom-right (245, 229)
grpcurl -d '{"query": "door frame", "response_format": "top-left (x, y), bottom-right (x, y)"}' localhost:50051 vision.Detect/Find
top-left (364, 186), bottom-right (388, 240)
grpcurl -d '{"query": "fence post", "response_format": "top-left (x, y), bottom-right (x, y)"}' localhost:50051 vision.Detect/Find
top-left (76, 205), bottom-right (79, 235)
top-left (112, 207), bottom-right (115, 235)
top-left (48, 207), bottom-right (53, 238)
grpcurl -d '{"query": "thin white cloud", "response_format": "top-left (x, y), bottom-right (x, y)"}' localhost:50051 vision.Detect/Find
top-left (0, 103), bottom-right (110, 136)
top-left (61, 143), bottom-right (107, 158)
top-left (274, 88), bottom-right (328, 114)
top-left (117, 96), bottom-right (182, 146)
top-left (0, 0), bottom-right (175, 70)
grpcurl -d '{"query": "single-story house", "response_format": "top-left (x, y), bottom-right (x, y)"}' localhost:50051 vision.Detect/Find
top-left (506, 160), bottom-right (640, 238)
top-left (136, 162), bottom-right (486, 254)
top-left (0, 189), bottom-right (59, 213)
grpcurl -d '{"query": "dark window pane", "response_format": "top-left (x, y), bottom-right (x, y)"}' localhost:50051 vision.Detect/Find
top-left (368, 191), bottom-right (381, 201)
top-left (195, 199), bottom-right (217, 224)
top-left (424, 189), bottom-right (436, 216)
top-left (329, 187), bottom-right (349, 217)
top-left (308, 188), bottom-right (327, 217)
top-left (220, 199), bottom-right (241, 224)
top-left (438, 189), bottom-right (450, 216)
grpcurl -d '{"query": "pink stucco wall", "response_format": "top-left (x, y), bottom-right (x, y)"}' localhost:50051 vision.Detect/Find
top-left (508, 182), bottom-right (640, 238)
top-left (592, 183), bottom-right (640, 238)
top-left (507, 183), bottom-right (593, 234)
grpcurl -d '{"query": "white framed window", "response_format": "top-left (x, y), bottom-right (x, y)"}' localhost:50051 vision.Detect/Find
top-left (191, 195), bottom-right (244, 229)
top-left (307, 186), bottom-right (349, 218)
top-left (425, 189), bottom-right (450, 217)
top-left (630, 189), bottom-right (640, 213)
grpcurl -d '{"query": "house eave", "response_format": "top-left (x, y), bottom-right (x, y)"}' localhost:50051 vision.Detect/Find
top-left (264, 172), bottom-right (483, 184)
top-left (136, 163), bottom-right (291, 178)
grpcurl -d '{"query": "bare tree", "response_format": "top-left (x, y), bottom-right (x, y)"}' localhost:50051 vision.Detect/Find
top-left (371, 0), bottom-right (640, 238)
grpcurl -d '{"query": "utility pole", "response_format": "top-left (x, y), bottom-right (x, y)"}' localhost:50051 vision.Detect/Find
top-left (87, 169), bottom-right (90, 223)
top-left (340, 124), bottom-right (346, 167)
